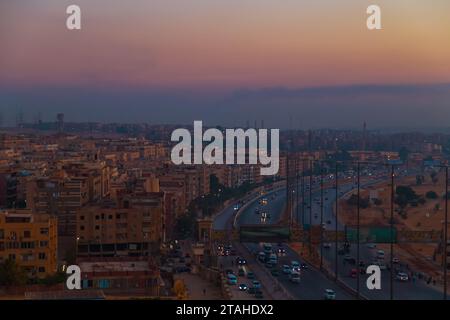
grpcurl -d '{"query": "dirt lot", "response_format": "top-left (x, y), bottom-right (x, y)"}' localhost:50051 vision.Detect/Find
top-left (338, 170), bottom-right (448, 281)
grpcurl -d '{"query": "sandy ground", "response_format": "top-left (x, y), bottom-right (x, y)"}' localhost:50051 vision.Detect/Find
top-left (338, 171), bottom-right (448, 280)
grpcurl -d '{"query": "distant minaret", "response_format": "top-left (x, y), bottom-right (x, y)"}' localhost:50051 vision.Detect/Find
top-left (57, 113), bottom-right (65, 133)
top-left (308, 130), bottom-right (312, 152)
top-left (362, 121), bottom-right (367, 151)
top-left (16, 109), bottom-right (24, 127)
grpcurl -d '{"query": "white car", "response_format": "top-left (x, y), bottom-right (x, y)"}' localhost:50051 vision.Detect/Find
top-left (396, 272), bottom-right (409, 282)
top-left (324, 289), bottom-right (336, 300)
top-left (282, 265), bottom-right (292, 274)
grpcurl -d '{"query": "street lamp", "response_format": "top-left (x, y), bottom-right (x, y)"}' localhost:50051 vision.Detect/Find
top-left (75, 236), bottom-right (80, 261)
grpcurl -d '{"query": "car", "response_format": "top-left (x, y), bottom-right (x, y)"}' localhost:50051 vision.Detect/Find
top-left (271, 269), bottom-right (280, 277)
top-left (225, 269), bottom-right (234, 275)
top-left (227, 274), bottom-right (237, 285)
top-left (263, 244), bottom-right (272, 255)
top-left (366, 243), bottom-right (377, 249)
top-left (324, 289), bottom-right (336, 300)
top-left (282, 265), bottom-right (292, 274)
top-left (252, 280), bottom-right (261, 289)
top-left (392, 257), bottom-right (400, 264)
top-left (247, 272), bottom-right (255, 279)
top-left (239, 283), bottom-right (248, 291)
top-left (289, 271), bottom-right (301, 283)
top-left (277, 247), bottom-right (286, 254)
top-left (269, 253), bottom-right (278, 265)
top-left (291, 261), bottom-right (300, 269)
top-left (258, 252), bottom-right (266, 262)
top-left (238, 268), bottom-right (245, 277)
top-left (237, 258), bottom-right (247, 265)
top-left (265, 261), bottom-right (273, 269)
top-left (344, 255), bottom-right (356, 265)
top-left (396, 272), bottom-right (409, 282)
top-left (247, 287), bottom-right (256, 294)
top-left (300, 263), bottom-right (308, 269)
top-left (377, 250), bottom-right (385, 259)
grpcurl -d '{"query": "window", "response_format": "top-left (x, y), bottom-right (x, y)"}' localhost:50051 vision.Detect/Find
top-left (8, 254), bottom-right (15, 261)
top-left (6, 242), bottom-right (19, 249)
top-left (80, 225), bottom-right (85, 231)
top-left (0, 229), bottom-right (4, 239)
top-left (40, 228), bottom-right (49, 235)
top-left (80, 216), bottom-right (85, 221)
top-left (20, 242), bottom-right (35, 249)
top-left (95, 215), bottom-right (100, 220)
top-left (23, 230), bottom-right (31, 238)
top-left (38, 267), bottom-right (46, 273)
top-left (95, 225), bottom-right (100, 230)
top-left (38, 252), bottom-right (47, 260)
top-left (22, 254), bottom-right (34, 262)
top-left (108, 215), bottom-right (113, 220)
top-left (39, 241), bottom-right (48, 248)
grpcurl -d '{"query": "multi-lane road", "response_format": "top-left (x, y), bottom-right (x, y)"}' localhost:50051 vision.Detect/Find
top-left (213, 168), bottom-right (444, 300)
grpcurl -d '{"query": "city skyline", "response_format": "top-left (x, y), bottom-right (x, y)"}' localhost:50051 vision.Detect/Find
top-left (1, 1), bottom-right (450, 128)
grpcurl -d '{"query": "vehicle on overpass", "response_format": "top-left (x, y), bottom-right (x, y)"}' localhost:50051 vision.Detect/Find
top-left (227, 274), bottom-right (237, 285)
top-left (289, 270), bottom-right (301, 283)
top-left (324, 289), bottom-right (336, 300)
top-left (263, 243), bottom-right (272, 255)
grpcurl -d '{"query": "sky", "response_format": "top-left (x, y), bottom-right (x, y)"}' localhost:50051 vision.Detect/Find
top-left (1, 0), bottom-right (450, 129)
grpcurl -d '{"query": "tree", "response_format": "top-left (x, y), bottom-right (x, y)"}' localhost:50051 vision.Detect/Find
top-left (174, 211), bottom-right (197, 239)
top-left (396, 186), bottom-right (418, 202)
top-left (430, 171), bottom-right (438, 185)
top-left (426, 191), bottom-right (438, 199)
top-left (346, 194), bottom-right (370, 209)
top-left (209, 174), bottom-right (221, 195)
top-left (395, 186), bottom-right (417, 212)
top-left (0, 259), bottom-right (27, 287)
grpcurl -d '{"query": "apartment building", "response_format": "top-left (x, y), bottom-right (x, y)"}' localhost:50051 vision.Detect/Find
top-left (0, 210), bottom-right (58, 278)
top-left (76, 193), bottom-right (164, 257)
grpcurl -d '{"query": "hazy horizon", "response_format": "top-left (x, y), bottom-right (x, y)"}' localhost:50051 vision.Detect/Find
top-left (1, 1), bottom-right (450, 130)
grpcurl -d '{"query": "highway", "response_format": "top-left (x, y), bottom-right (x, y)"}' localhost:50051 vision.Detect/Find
top-left (214, 184), bottom-right (353, 300)
top-left (234, 169), bottom-right (444, 300)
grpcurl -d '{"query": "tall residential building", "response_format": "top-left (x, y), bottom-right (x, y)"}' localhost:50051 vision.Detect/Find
top-left (76, 193), bottom-right (165, 258)
top-left (0, 210), bottom-right (58, 278)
